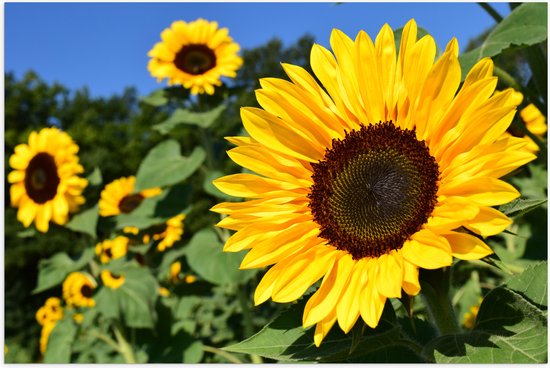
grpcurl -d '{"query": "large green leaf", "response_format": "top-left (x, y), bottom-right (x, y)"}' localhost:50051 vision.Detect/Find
top-left (423, 262), bottom-right (547, 363)
top-left (140, 89), bottom-right (168, 107)
top-left (225, 299), bottom-right (423, 362)
top-left (65, 204), bottom-right (99, 238)
top-left (86, 167), bottom-right (103, 186)
top-left (44, 318), bottom-right (78, 363)
top-left (459, 3), bottom-right (548, 77)
top-left (134, 139), bottom-right (205, 192)
top-left (115, 184), bottom-right (191, 230)
top-left (33, 248), bottom-right (95, 293)
top-left (154, 104), bottom-right (226, 133)
top-left (95, 264), bottom-right (158, 328)
top-left (185, 229), bottom-right (257, 286)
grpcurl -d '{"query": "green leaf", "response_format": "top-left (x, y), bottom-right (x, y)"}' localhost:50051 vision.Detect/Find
top-left (33, 248), bottom-right (95, 293)
top-left (154, 104), bottom-right (226, 133)
top-left (140, 89), bottom-right (168, 106)
top-left (65, 204), bottom-right (99, 238)
top-left (459, 3), bottom-right (548, 77)
top-left (44, 318), bottom-right (78, 363)
top-left (225, 299), bottom-right (422, 362)
top-left (423, 262), bottom-right (547, 363)
top-left (499, 198), bottom-right (547, 218)
top-left (134, 139), bottom-right (205, 191)
top-left (185, 228), bottom-right (257, 286)
top-left (115, 184), bottom-right (191, 230)
top-left (95, 265), bottom-right (158, 328)
top-left (86, 167), bottom-right (103, 186)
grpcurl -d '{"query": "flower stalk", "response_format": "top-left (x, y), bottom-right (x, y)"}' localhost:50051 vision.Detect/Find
top-left (419, 267), bottom-right (460, 336)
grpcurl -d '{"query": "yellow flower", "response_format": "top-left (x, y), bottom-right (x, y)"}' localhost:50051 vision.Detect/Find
top-left (62, 272), bottom-right (96, 308)
top-left (100, 270), bottom-right (126, 289)
top-left (73, 313), bottom-right (84, 324)
top-left (95, 236), bottom-right (129, 264)
top-left (463, 297), bottom-right (483, 329)
top-left (211, 20), bottom-right (536, 346)
top-left (159, 287), bottom-right (171, 297)
top-left (143, 214), bottom-right (185, 251)
top-left (40, 321), bottom-right (57, 354)
top-left (508, 91), bottom-right (546, 153)
top-left (184, 275), bottom-right (197, 284)
top-left (36, 297), bottom-right (64, 326)
top-left (8, 127), bottom-right (88, 232)
top-left (98, 176), bottom-right (161, 217)
top-left (169, 261), bottom-right (182, 282)
top-left (147, 18), bottom-right (243, 95)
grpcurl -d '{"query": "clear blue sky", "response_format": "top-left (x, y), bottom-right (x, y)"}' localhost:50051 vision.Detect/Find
top-left (5, 2), bottom-right (510, 98)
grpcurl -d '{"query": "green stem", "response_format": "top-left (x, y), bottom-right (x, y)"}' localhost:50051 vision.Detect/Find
top-left (199, 127), bottom-right (217, 170)
top-left (87, 330), bottom-right (121, 353)
top-left (235, 287), bottom-right (263, 364)
top-left (477, 2), bottom-right (503, 23)
top-left (419, 267), bottom-right (460, 336)
top-left (112, 322), bottom-right (137, 364)
top-left (202, 345), bottom-right (243, 364)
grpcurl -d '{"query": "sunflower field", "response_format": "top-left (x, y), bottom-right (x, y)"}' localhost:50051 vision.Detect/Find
top-left (4, 3), bottom-right (548, 364)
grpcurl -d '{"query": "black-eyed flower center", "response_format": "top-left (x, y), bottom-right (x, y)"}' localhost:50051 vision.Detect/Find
top-left (309, 122), bottom-right (440, 260)
top-left (80, 284), bottom-right (94, 298)
top-left (174, 44), bottom-right (216, 75)
top-left (119, 194), bottom-right (144, 214)
top-left (24, 152), bottom-right (60, 204)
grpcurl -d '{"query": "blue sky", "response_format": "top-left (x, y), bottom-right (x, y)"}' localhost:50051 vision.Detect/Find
top-left (5, 2), bottom-right (511, 98)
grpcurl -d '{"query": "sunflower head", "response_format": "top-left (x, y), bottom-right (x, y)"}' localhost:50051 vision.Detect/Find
top-left (8, 127), bottom-right (88, 232)
top-left (98, 176), bottom-right (161, 217)
top-left (95, 236), bottom-right (129, 264)
top-left (62, 272), bottom-right (97, 308)
top-left (463, 297), bottom-right (483, 329)
top-left (212, 19), bottom-right (536, 346)
top-left (100, 270), bottom-right (126, 289)
top-left (35, 297), bottom-right (64, 326)
top-left (147, 18), bottom-right (243, 95)
top-left (169, 261), bottom-right (182, 283)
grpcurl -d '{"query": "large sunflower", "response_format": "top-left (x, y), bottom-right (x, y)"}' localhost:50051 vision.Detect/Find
top-left (212, 20), bottom-right (537, 346)
top-left (147, 18), bottom-right (243, 95)
top-left (98, 176), bottom-right (161, 217)
top-left (8, 127), bottom-right (88, 232)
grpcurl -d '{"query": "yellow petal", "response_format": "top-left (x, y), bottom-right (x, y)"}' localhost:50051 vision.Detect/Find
top-left (303, 253), bottom-right (354, 327)
top-left (376, 251), bottom-right (403, 298)
top-left (213, 173), bottom-right (303, 198)
top-left (360, 260), bottom-right (387, 328)
top-left (466, 207), bottom-right (512, 236)
top-left (439, 177), bottom-right (519, 206)
top-left (314, 309), bottom-right (337, 347)
top-left (402, 259), bottom-right (420, 296)
top-left (336, 259), bottom-right (365, 333)
top-left (443, 232), bottom-right (494, 260)
top-left (401, 229), bottom-right (452, 269)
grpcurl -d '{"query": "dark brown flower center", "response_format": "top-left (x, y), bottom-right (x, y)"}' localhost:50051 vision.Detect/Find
top-left (174, 44), bottom-right (216, 75)
top-left (80, 284), bottom-right (94, 298)
top-left (24, 152), bottom-right (60, 204)
top-left (119, 194), bottom-right (144, 213)
top-left (109, 272), bottom-right (122, 280)
top-left (309, 122), bottom-right (440, 260)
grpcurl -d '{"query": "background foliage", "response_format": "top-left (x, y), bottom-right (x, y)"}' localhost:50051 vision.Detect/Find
top-left (4, 3), bottom-right (547, 363)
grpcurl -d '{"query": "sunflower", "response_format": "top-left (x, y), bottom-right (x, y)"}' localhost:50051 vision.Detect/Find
top-left (62, 272), bottom-right (96, 308)
top-left (142, 214), bottom-right (186, 251)
top-left (95, 236), bottom-right (129, 264)
top-left (35, 297), bottom-right (64, 326)
top-left (463, 297), bottom-right (483, 329)
top-left (211, 19), bottom-right (536, 346)
top-left (8, 127), bottom-right (88, 233)
top-left (147, 18), bottom-right (243, 95)
top-left (99, 176), bottom-right (161, 217)
top-left (100, 270), bottom-right (126, 289)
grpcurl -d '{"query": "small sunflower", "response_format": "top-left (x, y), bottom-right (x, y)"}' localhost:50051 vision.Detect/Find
top-left (35, 297), bottom-right (64, 326)
top-left (62, 272), bottom-right (96, 308)
top-left (510, 91), bottom-right (547, 153)
top-left (147, 18), bottom-right (243, 95)
top-left (463, 297), bottom-right (483, 329)
top-left (8, 127), bottom-right (88, 232)
top-left (95, 236), bottom-right (129, 264)
top-left (169, 261), bottom-right (182, 283)
top-left (100, 270), bottom-right (126, 289)
top-left (98, 176), bottom-right (161, 217)
top-left (212, 20), bottom-right (536, 346)
top-left (142, 214), bottom-right (186, 251)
